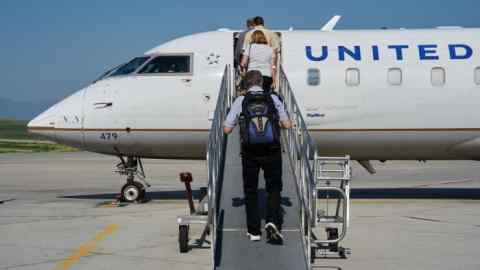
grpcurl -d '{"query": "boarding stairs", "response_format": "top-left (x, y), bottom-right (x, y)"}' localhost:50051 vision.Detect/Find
top-left (176, 65), bottom-right (352, 269)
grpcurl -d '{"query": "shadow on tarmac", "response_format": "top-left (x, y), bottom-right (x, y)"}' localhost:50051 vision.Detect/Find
top-left (60, 188), bottom-right (480, 200)
top-left (60, 190), bottom-right (205, 200)
top-left (351, 188), bottom-right (480, 199)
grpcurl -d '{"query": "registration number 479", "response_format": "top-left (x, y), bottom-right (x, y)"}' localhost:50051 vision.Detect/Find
top-left (100, 132), bottom-right (119, 140)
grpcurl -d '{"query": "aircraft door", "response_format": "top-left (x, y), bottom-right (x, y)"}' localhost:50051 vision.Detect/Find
top-left (115, 57), bottom-right (198, 157)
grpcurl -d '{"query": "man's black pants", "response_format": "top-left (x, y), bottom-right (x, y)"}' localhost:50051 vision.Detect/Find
top-left (241, 152), bottom-right (283, 235)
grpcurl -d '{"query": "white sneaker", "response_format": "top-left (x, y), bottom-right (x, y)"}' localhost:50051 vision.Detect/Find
top-left (246, 233), bottom-right (261, 241)
top-left (265, 222), bottom-right (284, 241)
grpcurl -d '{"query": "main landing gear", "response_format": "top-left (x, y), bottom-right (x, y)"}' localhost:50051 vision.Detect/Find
top-left (114, 155), bottom-right (151, 203)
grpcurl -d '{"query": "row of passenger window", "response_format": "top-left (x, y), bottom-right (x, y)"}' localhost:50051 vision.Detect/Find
top-left (307, 67), bottom-right (480, 87)
top-left (97, 55), bottom-right (193, 81)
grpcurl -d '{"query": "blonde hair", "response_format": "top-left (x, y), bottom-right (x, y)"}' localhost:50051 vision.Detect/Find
top-left (251, 30), bottom-right (268, 45)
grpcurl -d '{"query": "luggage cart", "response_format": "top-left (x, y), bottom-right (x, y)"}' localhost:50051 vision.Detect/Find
top-left (176, 172), bottom-right (210, 253)
top-left (311, 155), bottom-right (352, 260)
top-left (176, 65), bottom-right (231, 259)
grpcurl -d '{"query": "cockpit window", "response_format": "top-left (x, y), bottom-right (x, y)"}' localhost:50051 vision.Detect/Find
top-left (94, 64), bottom-right (122, 82)
top-left (139, 55), bottom-right (192, 74)
top-left (110, 56), bottom-right (150, 76)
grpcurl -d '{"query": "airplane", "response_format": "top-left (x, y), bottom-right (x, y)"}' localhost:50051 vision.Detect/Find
top-left (27, 16), bottom-right (480, 202)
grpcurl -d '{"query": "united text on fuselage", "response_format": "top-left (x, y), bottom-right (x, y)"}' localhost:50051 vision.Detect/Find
top-left (306, 44), bottom-right (474, 61)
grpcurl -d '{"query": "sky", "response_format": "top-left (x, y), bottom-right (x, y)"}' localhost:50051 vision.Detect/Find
top-left (0, 0), bottom-right (479, 103)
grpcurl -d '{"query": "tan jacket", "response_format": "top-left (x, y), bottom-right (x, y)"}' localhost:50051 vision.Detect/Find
top-left (242, 25), bottom-right (281, 53)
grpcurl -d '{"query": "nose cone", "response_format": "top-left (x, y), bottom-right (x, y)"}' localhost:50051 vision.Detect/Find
top-left (27, 103), bottom-right (58, 140)
top-left (28, 89), bottom-right (85, 147)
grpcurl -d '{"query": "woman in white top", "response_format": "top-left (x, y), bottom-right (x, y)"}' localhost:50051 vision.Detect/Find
top-left (240, 30), bottom-right (277, 91)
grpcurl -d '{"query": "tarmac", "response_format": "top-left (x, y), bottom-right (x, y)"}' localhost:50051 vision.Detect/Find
top-left (0, 152), bottom-right (479, 270)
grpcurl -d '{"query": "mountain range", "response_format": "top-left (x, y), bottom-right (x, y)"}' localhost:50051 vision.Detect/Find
top-left (0, 97), bottom-right (56, 121)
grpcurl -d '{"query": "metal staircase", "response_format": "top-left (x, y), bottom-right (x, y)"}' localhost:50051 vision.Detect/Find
top-left (176, 65), bottom-right (353, 269)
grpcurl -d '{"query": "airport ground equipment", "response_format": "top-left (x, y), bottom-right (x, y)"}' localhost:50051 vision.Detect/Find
top-left (177, 65), bottom-right (352, 268)
top-left (177, 172), bottom-right (210, 253)
top-left (312, 156), bottom-right (352, 259)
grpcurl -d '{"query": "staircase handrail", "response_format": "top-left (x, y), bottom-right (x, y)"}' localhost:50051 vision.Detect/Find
top-left (278, 67), bottom-right (317, 268)
top-left (206, 64), bottom-right (234, 266)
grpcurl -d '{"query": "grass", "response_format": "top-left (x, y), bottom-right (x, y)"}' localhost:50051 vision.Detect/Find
top-left (0, 118), bottom-right (78, 153)
top-left (0, 119), bottom-right (40, 140)
top-left (0, 140), bottom-right (77, 153)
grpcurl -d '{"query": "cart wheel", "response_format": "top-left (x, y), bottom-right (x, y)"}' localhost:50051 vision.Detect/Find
top-left (179, 225), bottom-right (189, 253)
top-left (326, 227), bottom-right (339, 240)
top-left (339, 248), bottom-right (350, 259)
top-left (326, 228), bottom-right (339, 252)
top-left (310, 247), bottom-right (316, 263)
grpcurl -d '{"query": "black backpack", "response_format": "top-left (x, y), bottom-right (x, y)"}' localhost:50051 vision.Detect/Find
top-left (239, 92), bottom-right (281, 154)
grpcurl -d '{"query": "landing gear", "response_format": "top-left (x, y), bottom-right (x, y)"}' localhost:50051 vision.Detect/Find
top-left (114, 155), bottom-right (150, 203)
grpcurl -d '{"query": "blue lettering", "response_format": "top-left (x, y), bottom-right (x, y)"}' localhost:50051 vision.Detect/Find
top-left (449, 44), bottom-right (473, 60)
top-left (419, 45), bottom-right (439, 60)
top-left (388, 45), bottom-right (409, 60)
top-left (372, 45), bottom-right (380, 61)
top-left (339, 46), bottom-right (361, 61)
top-left (306, 46), bottom-right (328, 61)
top-left (306, 43), bottom-right (472, 62)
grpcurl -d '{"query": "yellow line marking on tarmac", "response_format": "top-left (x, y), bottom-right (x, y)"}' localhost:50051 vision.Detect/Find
top-left (99, 204), bottom-right (116, 208)
top-left (54, 224), bottom-right (118, 270)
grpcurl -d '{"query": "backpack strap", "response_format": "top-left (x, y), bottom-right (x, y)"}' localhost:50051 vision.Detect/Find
top-left (240, 92), bottom-right (253, 116)
top-left (268, 90), bottom-right (284, 102)
top-left (265, 93), bottom-right (279, 120)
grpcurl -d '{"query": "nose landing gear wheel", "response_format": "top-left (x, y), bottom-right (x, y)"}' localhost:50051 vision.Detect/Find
top-left (121, 181), bottom-right (145, 203)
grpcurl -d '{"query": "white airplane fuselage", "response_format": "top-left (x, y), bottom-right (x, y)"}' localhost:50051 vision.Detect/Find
top-left (28, 28), bottom-right (480, 161)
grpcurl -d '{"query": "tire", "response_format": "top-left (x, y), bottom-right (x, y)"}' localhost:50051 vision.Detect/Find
top-left (179, 225), bottom-right (189, 253)
top-left (326, 228), bottom-right (339, 252)
top-left (339, 249), bottom-right (347, 259)
top-left (310, 247), bottom-right (316, 263)
top-left (121, 181), bottom-right (145, 203)
top-left (139, 185), bottom-right (146, 200)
